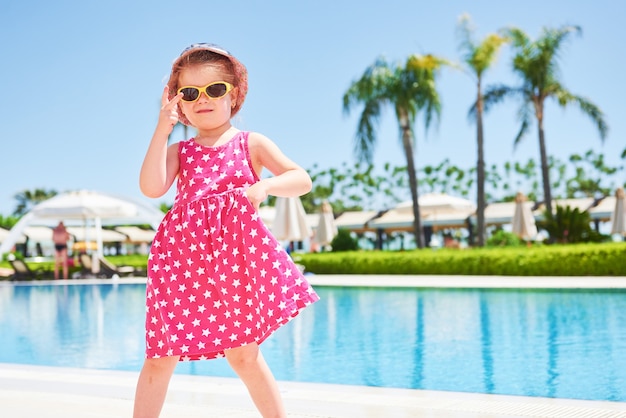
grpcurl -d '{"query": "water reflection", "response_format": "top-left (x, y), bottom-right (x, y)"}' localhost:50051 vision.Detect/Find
top-left (479, 294), bottom-right (494, 393)
top-left (1, 284), bottom-right (625, 402)
top-left (0, 284), bottom-right (146, 370)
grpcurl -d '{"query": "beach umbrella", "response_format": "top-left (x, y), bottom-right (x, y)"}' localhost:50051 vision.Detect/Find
top-left (511, 192), bottom-right (537, 240)
top-left (29, 190), bottom-right (137, 220)
top-left (28, 190), bottom-right (137, 257)
top-left (271, 197), bottom-right (312, 242)
top-left (0, 190), bottom-right (164, 258)
top-left (610, 187), bottom-right (626, 236)
top-left (66, 226), bottom-right (128, 243)
top-left (315, 200), bottom-right (338, 247)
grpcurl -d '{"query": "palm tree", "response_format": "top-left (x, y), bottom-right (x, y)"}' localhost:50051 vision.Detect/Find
top-left (343, 54), bottom-right (446, 248)
top-left (457, 14), bottom-right (508, 247)
top-left (13, 188), bottom-right (58, 217)
top-left (483, 25), bottom-right (608, 216)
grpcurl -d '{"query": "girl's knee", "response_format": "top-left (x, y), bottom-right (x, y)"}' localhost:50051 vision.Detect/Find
top-left (225, 344), bottom-right (260, 370)
top-left (142, 356), bottom-right (179, 373)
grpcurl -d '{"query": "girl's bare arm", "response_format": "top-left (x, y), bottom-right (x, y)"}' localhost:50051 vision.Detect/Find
top-left (139, 87), bottom-right (183, 198)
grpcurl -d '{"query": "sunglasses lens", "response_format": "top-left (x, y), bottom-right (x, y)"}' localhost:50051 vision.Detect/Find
top-left (206, 83), bottom-right (228, 98)
top-left (180, 87), bottom-right (200, 102)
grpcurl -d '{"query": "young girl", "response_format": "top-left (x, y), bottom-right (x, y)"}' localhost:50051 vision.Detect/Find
top-left (135, 43), bottom-right (320, 418)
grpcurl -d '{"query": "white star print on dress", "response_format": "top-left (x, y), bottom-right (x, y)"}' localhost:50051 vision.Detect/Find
top-left (144, 132), bottom-right (319, 361)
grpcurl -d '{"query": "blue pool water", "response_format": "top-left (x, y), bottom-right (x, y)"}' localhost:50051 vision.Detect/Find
top-left (1, 282), bottom-right (625, 402)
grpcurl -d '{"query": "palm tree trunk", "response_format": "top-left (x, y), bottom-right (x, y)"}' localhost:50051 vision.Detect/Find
top-left (536, 101), bottom-right (553, 215)
top-left (399, 113), bottom-right (425, 248)
top-left (476, 79), bottom-right (486, 247)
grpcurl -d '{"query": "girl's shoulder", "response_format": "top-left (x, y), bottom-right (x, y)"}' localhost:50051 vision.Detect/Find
top-left (168, 137), bottom-right (193, 152)
top-left (168, 137), bottom-right (191, 147)
top-left (246, 131), bottom-right (274, 147)
top-left (246, 131), bottom-right (285, 166)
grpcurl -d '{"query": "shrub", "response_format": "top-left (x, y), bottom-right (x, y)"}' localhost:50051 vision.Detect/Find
top-left (538, 205), bottom-right (606, 243)
top-left (298, 242), bottom-right (626, 276)
top-left (330, 228), bottom-right (359, 252)
top-left (486, 230), bottom-right (522, 247)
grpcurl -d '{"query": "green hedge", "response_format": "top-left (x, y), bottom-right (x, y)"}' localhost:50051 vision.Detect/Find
top-left (295, 242), bottom-right (626, 276)
top-left (3, 244), bottom-right (625, 278)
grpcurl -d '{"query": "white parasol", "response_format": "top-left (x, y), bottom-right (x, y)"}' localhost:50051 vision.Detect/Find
top-left (0, 190), bottom-right (163, 257)
top-left (271, 197), bottom-right (312, 242)
top-left (511, 192), bottom-right (537, 240)
top-left (315, 200), bottom-right (337, 247)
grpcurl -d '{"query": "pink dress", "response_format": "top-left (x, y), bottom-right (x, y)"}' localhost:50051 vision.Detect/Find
top-left (144, 131), bottom-right (319, 361)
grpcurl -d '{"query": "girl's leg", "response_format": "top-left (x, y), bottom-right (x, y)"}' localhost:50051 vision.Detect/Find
top-left (225, 343), bottom-right (286, 418)
top-left (133, 356), bottom-right (179, 418)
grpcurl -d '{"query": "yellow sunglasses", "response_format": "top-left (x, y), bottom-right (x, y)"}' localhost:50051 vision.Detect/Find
top-left (177, 81), bottom-right (234, 102)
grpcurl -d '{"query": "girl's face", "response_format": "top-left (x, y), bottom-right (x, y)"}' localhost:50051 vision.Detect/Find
top-left (177, 64), bottom-right (236, 132)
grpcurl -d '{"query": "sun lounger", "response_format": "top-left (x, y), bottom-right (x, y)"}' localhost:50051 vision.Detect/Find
top-left (8, 259), bottom-right (50, 280)
top-left (79, 253), bottom-right (138, 278)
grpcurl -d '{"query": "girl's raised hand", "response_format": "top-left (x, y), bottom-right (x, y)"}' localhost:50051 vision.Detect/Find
top-left (158, 85), bottom-right (183, 133)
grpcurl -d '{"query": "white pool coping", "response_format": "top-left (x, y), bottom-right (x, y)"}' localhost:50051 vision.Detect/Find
top-left (4, 274), bottom-right (626, 289)
top-left (1, 363), bottom-right (626, 418)
top-left (307, 274), bottom-right (626, 288)
top-left (2, 275), bottom-right (626, 417)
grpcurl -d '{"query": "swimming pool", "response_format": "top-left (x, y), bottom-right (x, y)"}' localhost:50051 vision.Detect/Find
top-left (1, 281), bottom-right (625, 402)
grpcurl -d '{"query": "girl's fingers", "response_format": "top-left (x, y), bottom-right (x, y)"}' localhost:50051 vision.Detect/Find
top-left (159, 87), bottom-right (184, 128)
top-left (161, 87), bottom-right (183, 109)
top-left (161, 86), bottom-right (170, 107)
top-left (170, 92), bottom-right (184, 106)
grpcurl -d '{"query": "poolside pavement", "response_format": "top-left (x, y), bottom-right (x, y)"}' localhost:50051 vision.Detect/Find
top-left (2, 274), bottom-right (626, 417)
top-left (3, 362), bottom-right (626, 418)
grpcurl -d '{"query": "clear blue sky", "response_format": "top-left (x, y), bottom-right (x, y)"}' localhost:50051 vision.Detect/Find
top-left (1, 0), bottom-right (624, 216)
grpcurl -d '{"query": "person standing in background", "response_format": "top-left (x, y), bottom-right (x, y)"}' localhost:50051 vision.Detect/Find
top-left (52, 221), bottom-right (70, 280)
